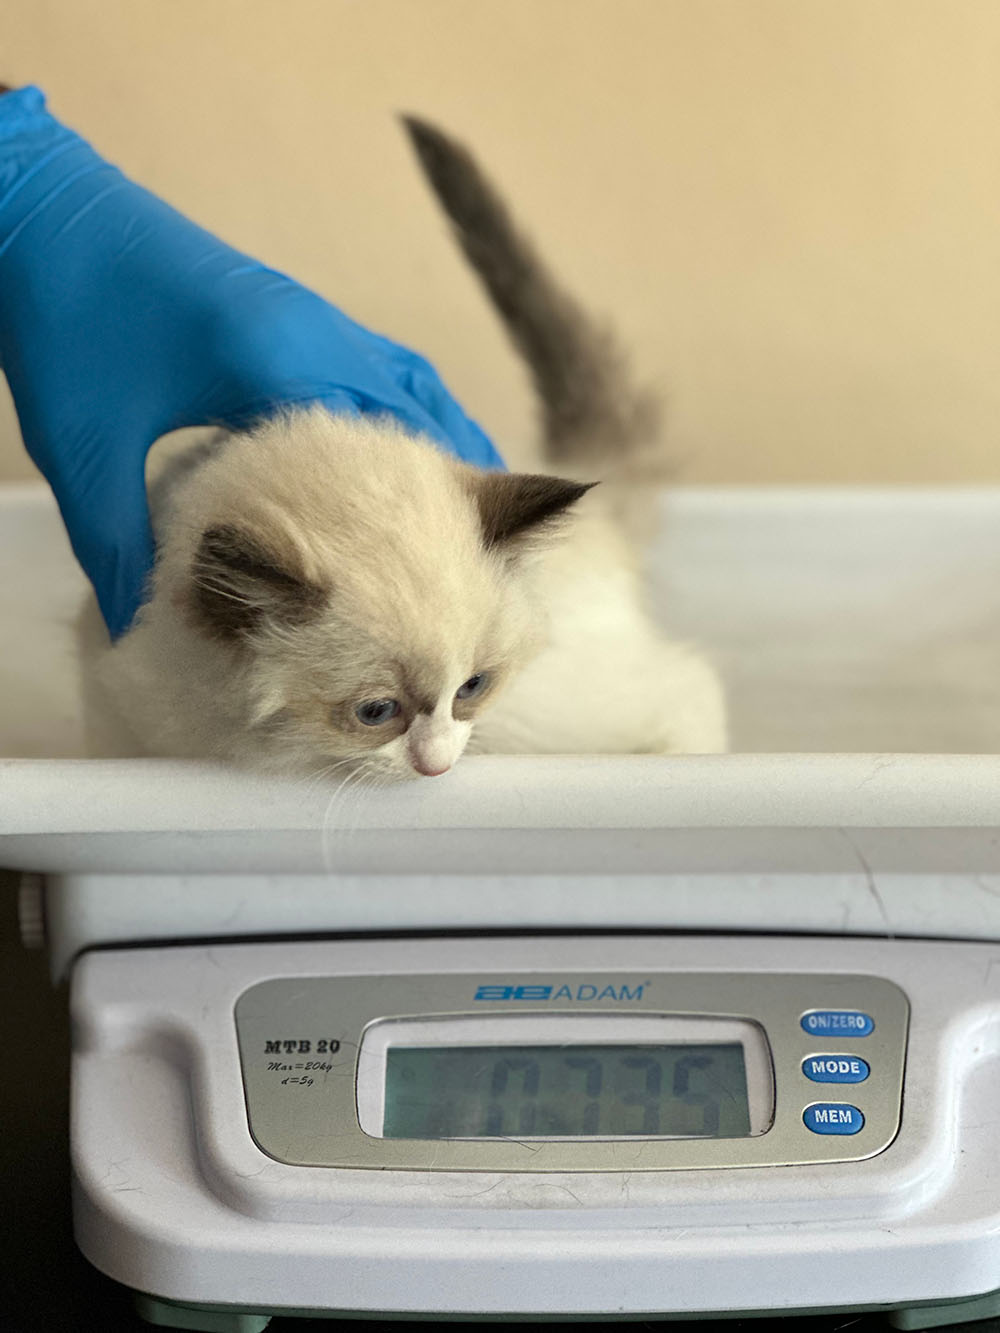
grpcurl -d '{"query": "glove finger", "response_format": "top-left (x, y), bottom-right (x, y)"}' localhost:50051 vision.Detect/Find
top-left (382, 350), bottom-right (506, 470)
top-left (48, 444), bottom-right (154, 639)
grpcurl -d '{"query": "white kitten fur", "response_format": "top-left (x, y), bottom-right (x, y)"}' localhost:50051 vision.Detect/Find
top-left (78, 407), bottom-right (725, 778)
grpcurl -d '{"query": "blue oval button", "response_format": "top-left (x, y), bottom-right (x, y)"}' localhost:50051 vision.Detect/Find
top-left (803, 1103), bottom-right (865, 1135)
top-left (800, 1010), bottom-right (874, 1037)
top-left (802, 1055), bottom-right (870, 1084)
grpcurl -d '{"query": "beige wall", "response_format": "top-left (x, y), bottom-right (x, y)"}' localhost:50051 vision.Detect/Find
top-left (2, 0), bottom-right (999, 485)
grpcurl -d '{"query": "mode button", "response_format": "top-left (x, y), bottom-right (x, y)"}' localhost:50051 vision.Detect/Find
top-left (802, 1055), bottom-right (870, 1084)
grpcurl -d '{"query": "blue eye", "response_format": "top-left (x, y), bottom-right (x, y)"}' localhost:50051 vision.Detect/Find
top-left (355, 699), bottom-right (401, 726)
top-left (456, 673), bottom-right (489, 700)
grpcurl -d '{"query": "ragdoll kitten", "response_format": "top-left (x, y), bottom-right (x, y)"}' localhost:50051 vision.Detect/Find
top-left (78, 118), bottom-right (726, 779)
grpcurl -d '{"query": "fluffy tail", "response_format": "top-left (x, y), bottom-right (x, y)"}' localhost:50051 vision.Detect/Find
top-left (402, 116), bottom-right (662, 476)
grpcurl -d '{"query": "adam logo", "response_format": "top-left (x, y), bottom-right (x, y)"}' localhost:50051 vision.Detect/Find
top-left (474, 981), bottom-right (646, 1002)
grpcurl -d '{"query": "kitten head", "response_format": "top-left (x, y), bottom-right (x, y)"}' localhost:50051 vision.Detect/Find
top-left (170, 409), bottom-right (591, 780)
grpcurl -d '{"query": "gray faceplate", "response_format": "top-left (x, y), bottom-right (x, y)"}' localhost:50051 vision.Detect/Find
top-left (234, 970), bottom-right (907, 1171)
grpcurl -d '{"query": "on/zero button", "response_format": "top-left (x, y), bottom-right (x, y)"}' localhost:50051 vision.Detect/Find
top-left (800, 1010), bottom-right (874, 1037)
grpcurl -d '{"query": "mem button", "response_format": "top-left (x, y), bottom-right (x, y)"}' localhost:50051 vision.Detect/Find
top-left (800, 1010), bottom-right (874, 1037)
top-left (803, 1103), bottom-right (865, 1135)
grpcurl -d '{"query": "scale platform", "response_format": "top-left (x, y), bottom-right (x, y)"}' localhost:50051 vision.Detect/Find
top-left (3, 482), bottom-right (1000, 1331)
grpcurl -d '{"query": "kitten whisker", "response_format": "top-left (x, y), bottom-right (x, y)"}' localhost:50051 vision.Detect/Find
top-left (320, 761), bottom-right (372, 872)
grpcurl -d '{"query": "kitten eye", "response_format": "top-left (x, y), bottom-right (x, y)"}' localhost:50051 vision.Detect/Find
top-left (456, 672), bottom-right (489, 700)
top-left (355, 699), bottom-right (401, 726)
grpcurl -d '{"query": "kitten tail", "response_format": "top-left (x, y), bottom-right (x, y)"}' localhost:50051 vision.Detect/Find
top-left (402, 114), bottom-right (662, 477)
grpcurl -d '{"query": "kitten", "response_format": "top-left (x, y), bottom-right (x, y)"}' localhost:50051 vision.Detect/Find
top-left (78, 119), bottom-right (726, 779)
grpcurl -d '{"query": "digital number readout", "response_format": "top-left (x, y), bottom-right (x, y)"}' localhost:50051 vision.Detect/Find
top-left (381, 1043), bottom-right (750, 1139)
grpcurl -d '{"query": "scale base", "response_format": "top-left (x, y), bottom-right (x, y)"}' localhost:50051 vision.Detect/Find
top-left (133, 1289), bottom-right (1000, 1332)
top-left (72, 935), bottom-right (1000, 1327)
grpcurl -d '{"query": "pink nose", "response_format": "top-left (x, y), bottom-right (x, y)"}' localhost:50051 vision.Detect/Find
top-left (412, 760), bottom-right (451, 777)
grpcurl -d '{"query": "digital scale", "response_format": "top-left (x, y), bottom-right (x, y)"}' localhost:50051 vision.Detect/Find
top-left (5, 485), bottom-right (1000, 1331)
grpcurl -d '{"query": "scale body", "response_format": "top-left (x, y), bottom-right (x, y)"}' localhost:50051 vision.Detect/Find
top-left (7, 487), bottom-right (1000, 1329)
top-left (66, 930), bottom-right (1000, 1329)
top-left (10, 753), bottom-right (1000, 1331)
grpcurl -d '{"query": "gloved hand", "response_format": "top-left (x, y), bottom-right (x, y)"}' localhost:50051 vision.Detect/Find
top-left (0, 86), bottom-right (503, 637)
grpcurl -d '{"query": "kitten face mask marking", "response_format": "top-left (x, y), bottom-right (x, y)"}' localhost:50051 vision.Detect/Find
top-left (352, 672), bottom-right (490, 775)
top-left (344, 666), bottom-right (495, 777)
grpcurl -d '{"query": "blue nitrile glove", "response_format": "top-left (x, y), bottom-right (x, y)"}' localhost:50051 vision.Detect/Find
top-left (0, 86), bottom-right (503, 638)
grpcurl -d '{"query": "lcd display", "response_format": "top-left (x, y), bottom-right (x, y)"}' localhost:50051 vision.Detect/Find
top-left (382, 1042), bottom-right (750, 1139)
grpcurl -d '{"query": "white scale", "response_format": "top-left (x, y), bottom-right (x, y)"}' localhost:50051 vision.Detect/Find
top-left (5, 485), bottom-right (1000, 1331)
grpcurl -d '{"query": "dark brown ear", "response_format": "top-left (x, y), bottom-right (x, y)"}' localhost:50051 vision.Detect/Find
top-left (470, 472), bottom-right (595, 552)
top-left (187, 525), bottom-right (328, 640)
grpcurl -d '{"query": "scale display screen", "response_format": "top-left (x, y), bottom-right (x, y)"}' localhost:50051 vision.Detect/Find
top-left (382, 1042), bottom-right (751, 1139)
top-left (235, 968), bottom-right (908, 1169)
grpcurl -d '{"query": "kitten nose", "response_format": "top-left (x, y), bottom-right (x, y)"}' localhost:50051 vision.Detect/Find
top-left (408, 714), bottom-right (456, 777)
top-left (412, 757), bottom-right (451, 777)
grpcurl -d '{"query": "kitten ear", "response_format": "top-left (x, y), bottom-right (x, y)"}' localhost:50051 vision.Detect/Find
top-left (187, 524), bottom-right (328, 640)
top-left (471, 472), bottom-right (595, 553)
